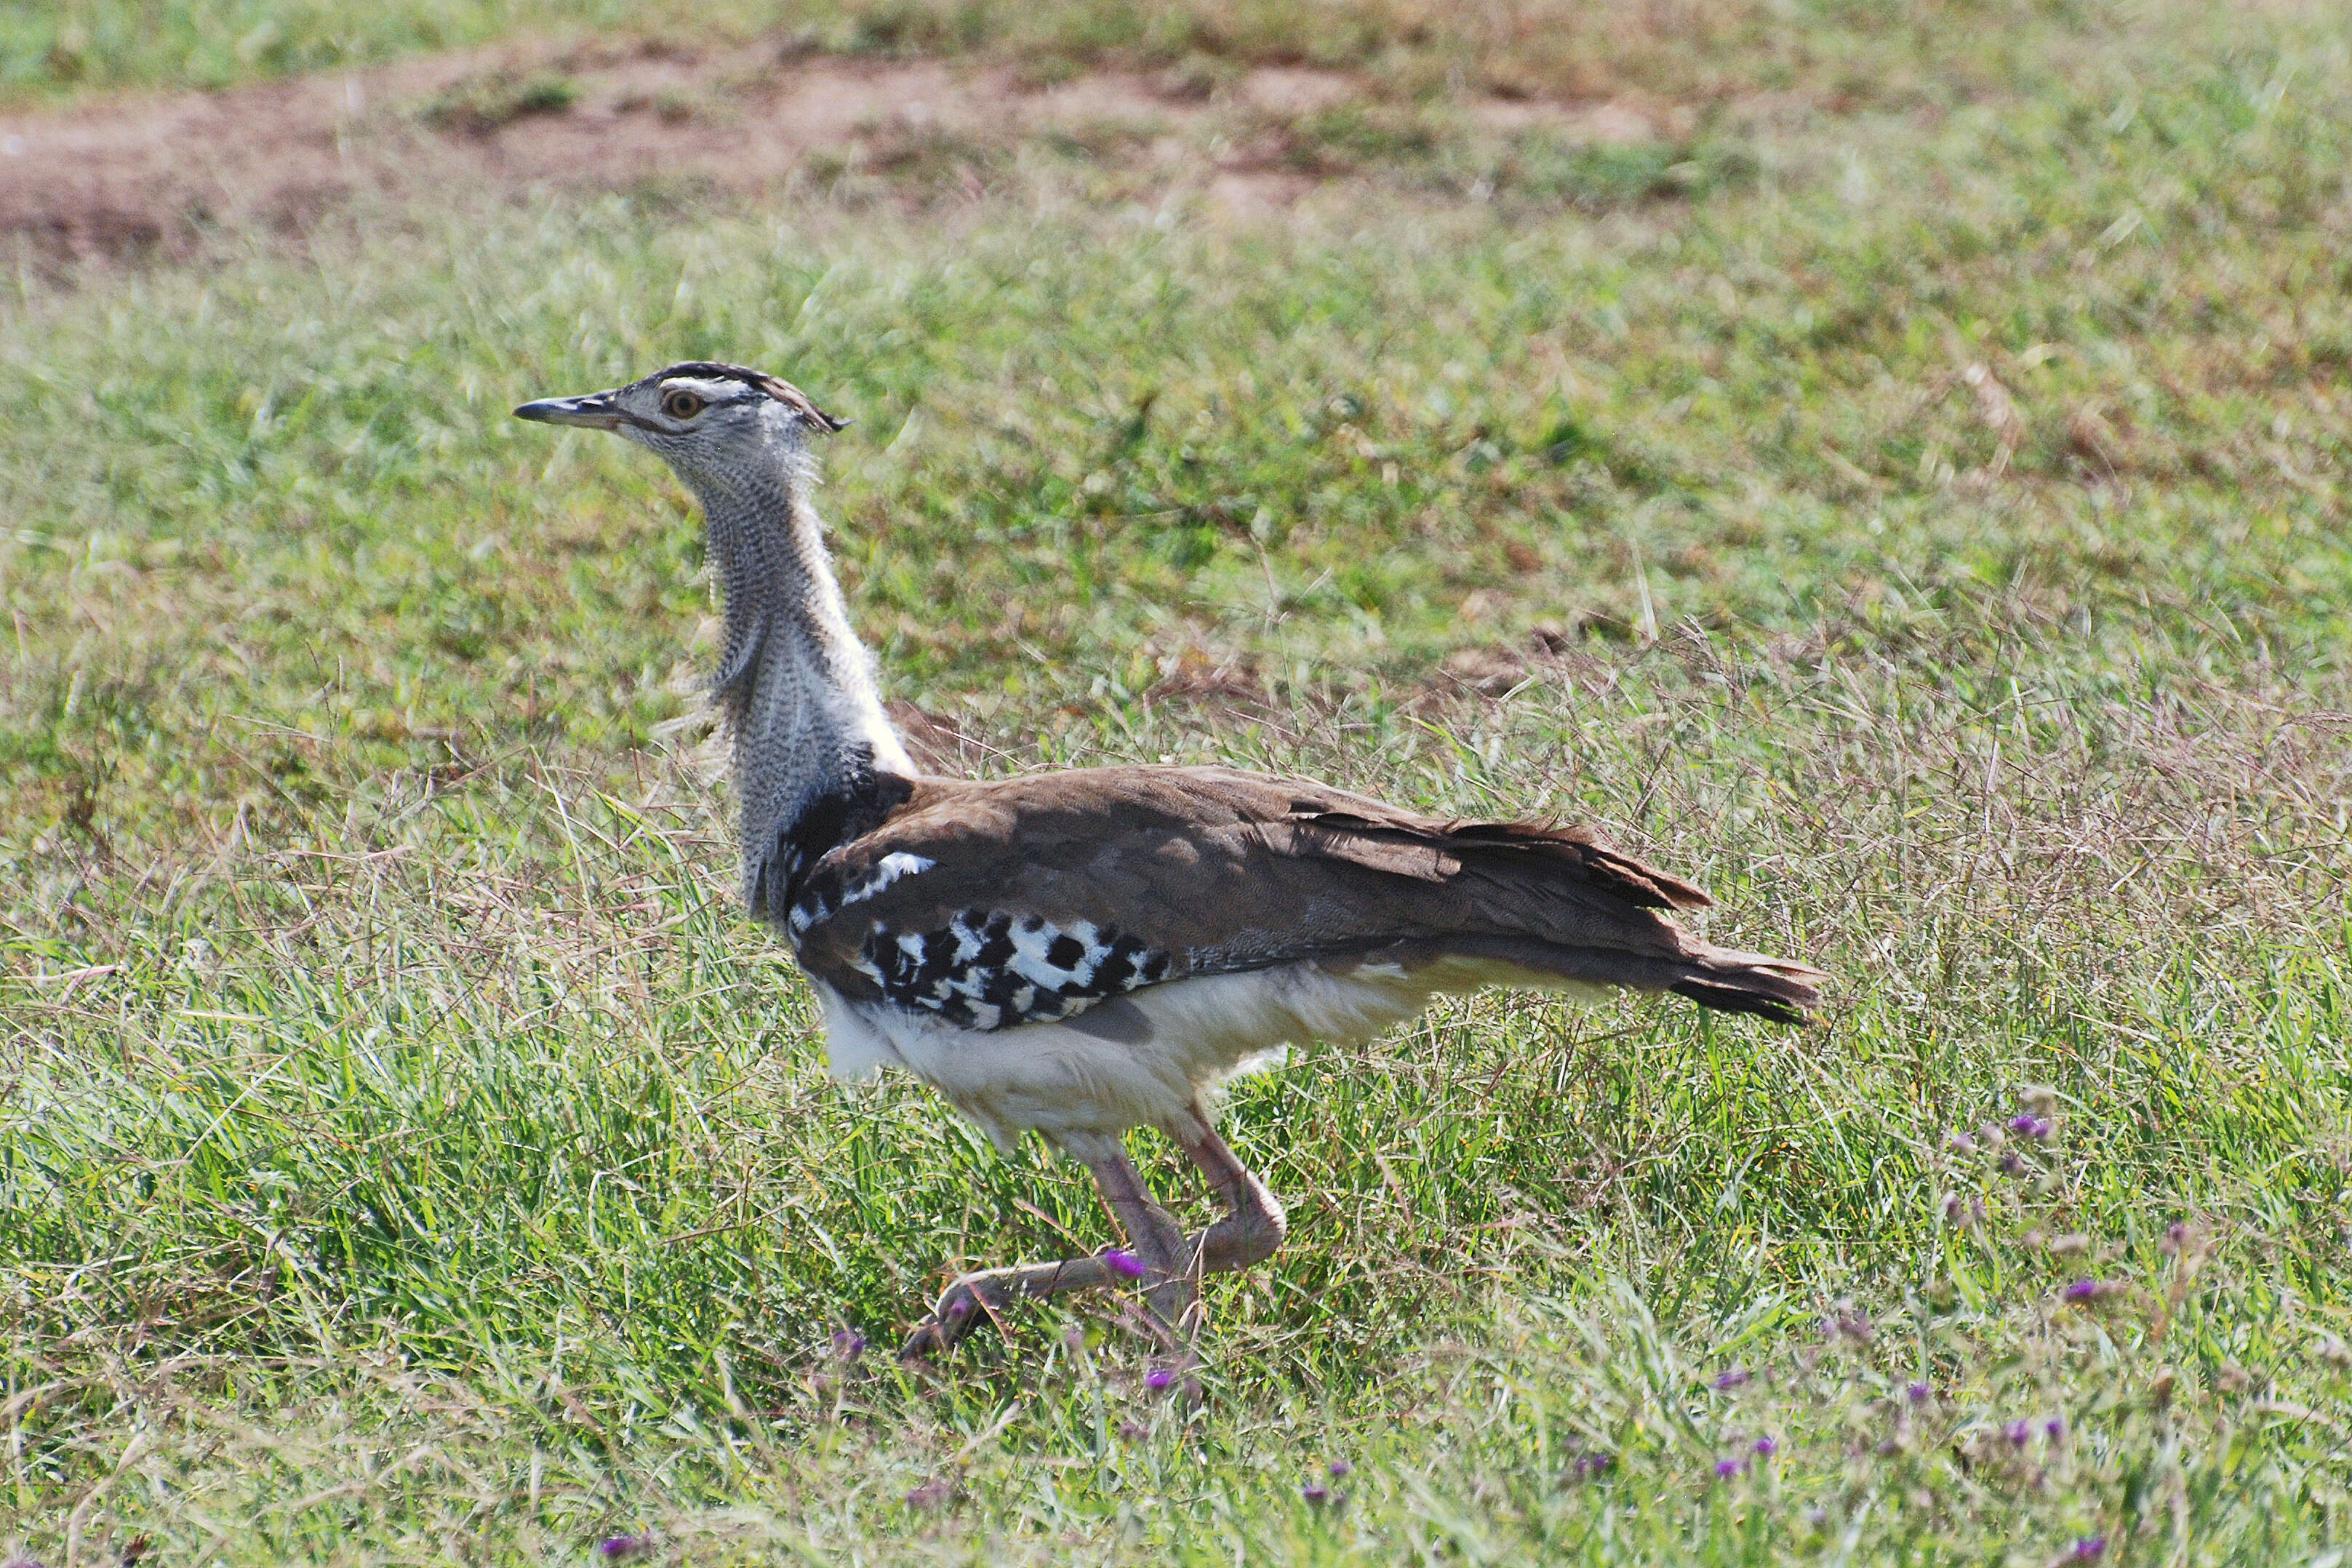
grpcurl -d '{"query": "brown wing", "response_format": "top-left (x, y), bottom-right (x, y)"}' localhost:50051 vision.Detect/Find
top-left (783, 766), bottom-right (1822, 1028)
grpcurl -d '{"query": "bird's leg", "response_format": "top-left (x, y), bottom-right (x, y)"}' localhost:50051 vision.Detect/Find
top-left (898, 1132), bottom-right (1192, 1360)
top-left (1065, 1129), bottom-right (1195, 1341)
top-left (1174, 1105), bottom-right (1289, 1280)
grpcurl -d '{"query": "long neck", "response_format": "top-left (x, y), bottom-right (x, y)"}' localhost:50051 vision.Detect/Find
top-left (689, 460), bottom-right (915, 925)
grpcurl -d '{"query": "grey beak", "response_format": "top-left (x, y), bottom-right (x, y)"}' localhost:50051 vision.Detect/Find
top-left (513, 391), bottom-right (622, 430)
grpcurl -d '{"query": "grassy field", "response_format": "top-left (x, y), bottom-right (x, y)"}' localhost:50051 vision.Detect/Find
top-left (0, 0), bottom-right (2252, 107)
top-left (4, 0), bottom-right (2352, 1561)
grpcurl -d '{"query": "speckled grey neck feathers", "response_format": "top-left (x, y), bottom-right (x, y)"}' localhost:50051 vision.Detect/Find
top-left (671, 409), bottom-right (916, 925)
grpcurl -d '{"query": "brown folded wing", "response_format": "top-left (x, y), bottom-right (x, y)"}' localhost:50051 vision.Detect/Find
top-left (787, 765), bottom-right (1821, 1029)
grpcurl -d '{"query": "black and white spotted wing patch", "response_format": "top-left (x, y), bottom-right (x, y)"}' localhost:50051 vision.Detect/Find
top-left (852, 910), bottom-right (1172, 1031)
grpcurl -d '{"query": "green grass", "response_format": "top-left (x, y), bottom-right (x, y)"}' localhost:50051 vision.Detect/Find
top-left (2, 0), bottom-right (652, 99)
top-left (4, 0), bottom-right (2352, 1561)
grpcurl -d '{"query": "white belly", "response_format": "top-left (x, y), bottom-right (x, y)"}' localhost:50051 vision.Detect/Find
top-left (812, 955), bottom-right (1602, 1148)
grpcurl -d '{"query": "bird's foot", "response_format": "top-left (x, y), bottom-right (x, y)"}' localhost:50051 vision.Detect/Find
top-left (899, 1255), bottom-right (1119, 1361)
top-left (899, 1281), bottom-right (989, 1360)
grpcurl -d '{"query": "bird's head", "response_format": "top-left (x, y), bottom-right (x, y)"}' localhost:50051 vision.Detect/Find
top-left (513, 361), bottom-right (845, 486)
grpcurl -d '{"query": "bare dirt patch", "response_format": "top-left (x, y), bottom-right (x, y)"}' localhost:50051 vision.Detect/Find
top-left (0, 32), bottom-right (1673, 266)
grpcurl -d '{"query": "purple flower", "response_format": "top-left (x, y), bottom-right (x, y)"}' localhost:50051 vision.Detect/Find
top-left (1807, 1507), bottom-right (1828, 1526)
top-left (1945, 1129), bottom-right (1977, 1153)
top-left (597, 1537), bottom-right (652, 1561)
top-left (1328, 1459), bottom-right (1353, 1479)
top-left (1714, 1457), bottom-right (1746, 1478)
top-left (945, 1297), bottom-right (972, 1319)
top-left (2045, 1417), bottom-right (2066, 1442)
top-left (831, 1329), bottom-right (865, 1361)
top-left (2063, 1279), bottom-right (2114, 1305)
top-left (2163, 1220), bottom-right (2187, 1252)
top-left (1712, 1369), bottom-right (1751, 1391)
top-left (1905, 1380), bottom-right (1931, 1404)
top-left (1103, 1248), bottom-right (1148, 1279)
top-left (1943, 1193), bottom-right (1965, 1222)
top-left (1837, 1311), bottom-right (1876, 1343)
top-left (2069, 1538), bottom-right (2107, 1561)
top-left (1753, 1436), bottom-right (1778, 1456)
top-left (1301, 1482), bottom-right (1332, 1506)
top-left (2006, 1419), bottom-right (2033, 1447)
top-left (1144, 1367), bottom-right (1175, 1391)
top-left (1569, 1452), bottom-right (1617, 1479)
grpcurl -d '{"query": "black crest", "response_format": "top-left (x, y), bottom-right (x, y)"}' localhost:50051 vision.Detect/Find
top-left (654, 361), bottom-right (847, 432)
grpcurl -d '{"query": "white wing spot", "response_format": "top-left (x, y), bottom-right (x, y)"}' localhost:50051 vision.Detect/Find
top-left (847, 852), bottom-right (934, 905)
top-left (788, 852), bottom-right (935, 936)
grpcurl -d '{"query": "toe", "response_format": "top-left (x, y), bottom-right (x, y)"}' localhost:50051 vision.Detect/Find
top-left (900, 1282), bottom-right (989, 1359)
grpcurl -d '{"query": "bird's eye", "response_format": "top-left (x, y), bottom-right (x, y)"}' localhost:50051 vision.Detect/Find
top-left (661, 389), bottom-right (705, 420)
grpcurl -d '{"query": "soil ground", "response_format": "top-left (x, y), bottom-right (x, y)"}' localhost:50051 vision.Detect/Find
top-left (1, 31), bottom-right (1664, 263)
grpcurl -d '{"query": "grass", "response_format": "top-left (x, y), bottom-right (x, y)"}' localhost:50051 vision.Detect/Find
top-left (4, 0), bottom-right (2352, 1561)
top-left (3, 0), bottom-right (649, 100)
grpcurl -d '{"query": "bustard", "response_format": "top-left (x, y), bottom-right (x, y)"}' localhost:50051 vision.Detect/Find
top-left (516, 363), bottom-right (1825, 1359)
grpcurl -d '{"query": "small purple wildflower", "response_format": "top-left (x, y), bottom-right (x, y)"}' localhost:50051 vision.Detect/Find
top-left (1753, 1436), bottom-right (1778, 1457)
top-left (1329, 1459), bottom-right (1353, 1479)
top-left (1945, 1129), bottom-right (1977, 1153)
top-left (2008, 1113), bottom-right (2045, 1138)
top-left (1714, 1457), bottom-right (1747, 1479)
top-left (1837, 1311), bottom-right (1876, 1344)
top-left (2063, 1279), bottom-right (2115, 1305)
top-left (1906, 1380), bottom-right (1932, 1404)
top-left (2163, 1220), bottom-right (2188, 1252)
top-left (945, 1297), bottom-right (972, 1319)
top-left (1117, 1419), bottom-right (1145, 1441)
top-left (1301, 1482), bottom-right (1335, 1508)
top-left (596, 1536), bottom-right (652, 1560)
top-left (2069, 1537), bottom-right (2107, 1561)
top-left (1712, 1369), bottom-right (1752, 1391)
top-left (2001, 1150), bottom-right (2031, 1177)
top-left (2006, 1419), bottom-right (2033, 1447)
top-left (831, 1329), bottom-right (865, 1361)
top-left (1103, 1248), bottom-right (1148, 1279)
top-left (1807, 1507), bottom-right (1828, 1527)
top-left (2045, 1417), bottom-right (2066, 1442)
top-left (1568, 1452), bottom-right (1617, 1480)
top-left (1145, 1367), bottom-right (1176, 1391)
